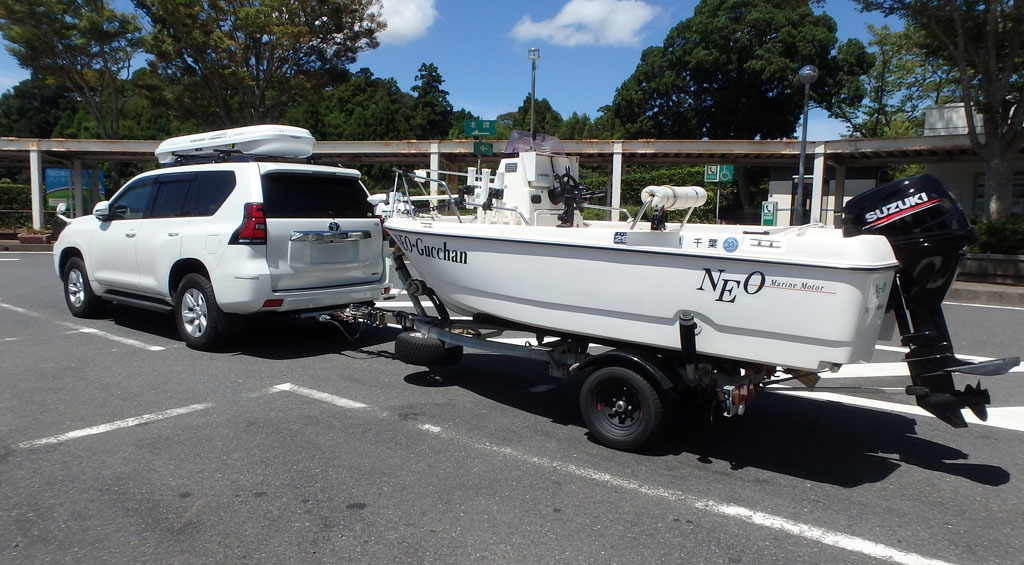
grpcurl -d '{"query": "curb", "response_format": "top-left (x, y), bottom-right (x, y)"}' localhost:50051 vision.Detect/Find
top-left (947, 281), bottom-right (1024, 307)
top-left (1, 243), bottom-right (53, 253)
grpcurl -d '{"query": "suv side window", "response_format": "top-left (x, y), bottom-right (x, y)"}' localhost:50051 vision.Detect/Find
top-left (261, 173), bottom-right (372, 219)
top-left (111, 177), bottom-right (157, 219)
top-left (185, 170), bottom-right (236, 216)
top-left (151, 173), bottom-right (196, 218)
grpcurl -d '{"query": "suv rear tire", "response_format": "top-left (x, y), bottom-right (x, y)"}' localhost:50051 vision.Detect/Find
top-left (174, 273), bottom-right (228, 351)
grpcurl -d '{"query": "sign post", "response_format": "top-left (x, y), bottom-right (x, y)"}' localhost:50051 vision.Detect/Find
top-left (704, 165), bottom-right (734, 221)
top-left (465, 120), bottom-right (496, 159)
top-left (704, 164), bottom-right (734, 183)
top-left (761, 201), bottom-right (778, 226)
top-left (463, 120), bottom-right (496, 137)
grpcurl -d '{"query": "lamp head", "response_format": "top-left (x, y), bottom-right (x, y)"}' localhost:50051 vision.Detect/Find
top-left (798, 65), bottom-right (819, 85)
top-left (528, 48), bottom-right (540, 61)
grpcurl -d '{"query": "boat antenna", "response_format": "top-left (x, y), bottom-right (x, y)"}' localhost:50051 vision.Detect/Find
top-left (528, 48), bottom-right (540, 151)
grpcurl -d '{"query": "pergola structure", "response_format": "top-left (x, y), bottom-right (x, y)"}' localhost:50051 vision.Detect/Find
top-left (0, 134), bottom-right (982, 229)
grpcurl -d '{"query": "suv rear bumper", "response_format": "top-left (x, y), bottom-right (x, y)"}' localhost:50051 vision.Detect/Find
top-left (214, 271), bottom-right (390, 315)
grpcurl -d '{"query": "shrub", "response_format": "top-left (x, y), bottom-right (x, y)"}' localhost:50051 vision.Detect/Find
top-left (971, 215), bottom-right (1024, 255)
top-left (0, 181), bottom-right (31, 229)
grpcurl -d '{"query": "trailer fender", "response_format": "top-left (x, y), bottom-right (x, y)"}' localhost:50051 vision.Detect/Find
top-left (572, 348), bottom-right (677, 391)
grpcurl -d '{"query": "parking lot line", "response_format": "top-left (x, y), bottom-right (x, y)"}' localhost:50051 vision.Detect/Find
top-left (273, 382), bottom-right (370, 409)
top-left (0, 302), bottom-right (166, 351)
top-left (414, 423), bottom-right (955, 565)
top-left (14, 403), bottom-right (213, 449)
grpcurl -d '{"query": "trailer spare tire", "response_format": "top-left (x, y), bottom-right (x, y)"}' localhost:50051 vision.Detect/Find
top-left (579, 365), bottom-right (665, 451)
top-left (395, 331), bottom-right (464, 366)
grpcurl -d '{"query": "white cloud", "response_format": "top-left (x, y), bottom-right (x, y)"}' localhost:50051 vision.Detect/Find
top-left (377, 0), bottom-right (438, 45)
top-left (510, 0), bottom-right (660, 47)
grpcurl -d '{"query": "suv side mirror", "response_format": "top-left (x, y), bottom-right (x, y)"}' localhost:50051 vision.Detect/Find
top-left (93, 201), bottom-right (111, 222)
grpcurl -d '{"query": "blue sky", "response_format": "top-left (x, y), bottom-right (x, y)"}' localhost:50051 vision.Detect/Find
top-left (0, 0), bottom-right (897, 140)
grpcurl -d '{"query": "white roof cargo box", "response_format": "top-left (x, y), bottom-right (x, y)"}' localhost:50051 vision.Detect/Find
top-left (155, 124), bottom-right (316, 164)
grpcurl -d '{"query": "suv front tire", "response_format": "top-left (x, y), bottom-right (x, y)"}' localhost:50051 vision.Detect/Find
top-left (62, 257), bottom-right (105, 318)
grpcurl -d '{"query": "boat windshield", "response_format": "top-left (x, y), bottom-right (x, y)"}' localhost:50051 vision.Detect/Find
top-left (504, 130), bottom-right (565, 155)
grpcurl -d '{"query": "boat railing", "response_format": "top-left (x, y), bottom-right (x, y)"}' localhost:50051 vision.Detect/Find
top-left (387, 168), bottom-right (465, 223)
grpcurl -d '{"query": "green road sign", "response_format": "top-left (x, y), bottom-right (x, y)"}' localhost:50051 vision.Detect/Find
top-left (473, 141), bottom-right (494, 156)
top-left (704, 164), bottom-right (734, 183)
top-left (464, 120), bottom-right (496, 137)
top-left (761, 201), bottom-right (778, 226)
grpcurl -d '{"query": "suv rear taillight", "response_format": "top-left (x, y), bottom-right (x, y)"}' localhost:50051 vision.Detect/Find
top-left (229, 203), bottom-right (267, 245)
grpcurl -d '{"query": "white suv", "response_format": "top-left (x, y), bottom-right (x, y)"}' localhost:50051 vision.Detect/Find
top-left (53, 125), bottom-right (391, 350)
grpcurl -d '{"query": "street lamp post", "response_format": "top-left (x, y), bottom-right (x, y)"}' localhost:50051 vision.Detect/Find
top-left (794, 64), bottom-right (818, 225)
top-left (528, 48), bottom-right (540, 150)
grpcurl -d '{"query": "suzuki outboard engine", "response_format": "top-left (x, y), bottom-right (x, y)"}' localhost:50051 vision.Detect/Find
top-left (843, 174), bottom-right (1018, 427)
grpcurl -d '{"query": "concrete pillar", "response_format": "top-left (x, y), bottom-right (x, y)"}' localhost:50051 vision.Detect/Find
top-left (611, 141), bottom-right (623, 221)
top-left (29, 146), bottom-right (43, 230)
top-left (809, 143), bottom-right (826, 224)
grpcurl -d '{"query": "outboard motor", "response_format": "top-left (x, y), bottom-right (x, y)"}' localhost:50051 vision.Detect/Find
top-left (843, 174), bottom-right (1018, 428)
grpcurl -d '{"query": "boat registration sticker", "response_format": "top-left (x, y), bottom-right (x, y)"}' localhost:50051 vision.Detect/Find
top-left (681, 233), bottom-right (786, 253)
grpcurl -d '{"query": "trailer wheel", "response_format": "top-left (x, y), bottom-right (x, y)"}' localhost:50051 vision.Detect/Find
top-left (395, 331), bottom-right (463, 366)
top-left (580, 365), bottom-right (665, 451)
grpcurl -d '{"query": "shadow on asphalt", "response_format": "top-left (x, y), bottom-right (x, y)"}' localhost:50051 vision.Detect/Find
top-left (101, 304), bottom-right (403, 360)
top-left (401, 352), bottom-right (1011, 489)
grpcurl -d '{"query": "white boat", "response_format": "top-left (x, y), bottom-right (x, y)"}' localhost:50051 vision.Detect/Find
top-left (385, 134), bottom-right (896, 372)
top-left (383, 132), bottom-right (1016, 440)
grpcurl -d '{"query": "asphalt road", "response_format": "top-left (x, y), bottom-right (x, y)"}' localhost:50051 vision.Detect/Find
top-left (2, 250), bottom-right (1023, 564)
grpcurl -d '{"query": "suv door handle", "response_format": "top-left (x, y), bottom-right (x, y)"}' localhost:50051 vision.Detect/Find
top-left (125, 232), bottom-right (137, 238)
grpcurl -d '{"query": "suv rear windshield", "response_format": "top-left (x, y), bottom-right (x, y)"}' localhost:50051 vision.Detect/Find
top-left (261, 173), bottom-right (373, 219)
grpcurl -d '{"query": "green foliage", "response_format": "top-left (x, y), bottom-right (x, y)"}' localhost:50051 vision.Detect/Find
top-left (0, 76), bottom-right (79, 138)
top-left (608, 0), bottom-right (853, 140)
top-left (972, 216), bottom-right (1024, 255)
top-left (136, 0), bottom-right (385, 126)
top-left (579, 165), bottom-right (739, 224)
top-left (830, 24), bottom-right (958, 138)
top-left (857, 0), bottom-right (1024, 220)
top-left (0, 0), bottom-right (143, 138)
top-left (0, 180), bottom-right (30, 229)
top-left (410, 63), bottom-right (454, 139)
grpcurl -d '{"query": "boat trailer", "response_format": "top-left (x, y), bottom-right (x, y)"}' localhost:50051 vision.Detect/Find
top-left (325, 174), bottom-right (1018, 451)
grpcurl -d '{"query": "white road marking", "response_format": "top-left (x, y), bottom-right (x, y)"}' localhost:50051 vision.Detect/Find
top-left (945, 301), bottom-right (1024, 312)
top-left (0, 302), bottom-right (166, 351)
top-left (773, 389), bottom-right (1024, 432)
top-left (0, 258), bottom-right (20, 261)
top-left (14, 403), bottom-right (213, 449)
top-left (67, 327), bottom-right (166, 351)
top-left (415, 423), bottom-right (955, 565)
top-left (273, 382), bottom-right (369, 409)
top-left (825, 360), bottom-right (1024, 379)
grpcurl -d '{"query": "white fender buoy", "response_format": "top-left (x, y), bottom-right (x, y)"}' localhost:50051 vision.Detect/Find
top-left (640, 185), bottom-right (708, 210)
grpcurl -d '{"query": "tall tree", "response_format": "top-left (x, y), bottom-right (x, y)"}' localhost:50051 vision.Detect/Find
top-left (607, 0), bottom-right (868, 220)
top-left (828, 24), bottom-right (960, 138)
top-left (0, 0), bottom-right (142, 139)
top-left (608, 0), bottom-right (862, 141)
top-left (135, 0), bottom-right (385, 127)
top-left (0, 75), bottom-right (79, 138)
top-left (300, 68), bottom-right (414, 141)
top-left (410, 63), bottom-right (453, 139)
top-left (511, 94), bottom-right (564, 136)
top-left (857, 0), bottom-right (1024, 220)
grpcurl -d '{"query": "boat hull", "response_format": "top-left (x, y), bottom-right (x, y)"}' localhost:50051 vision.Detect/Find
top-left (387, 219), bottom-right (899, 371)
